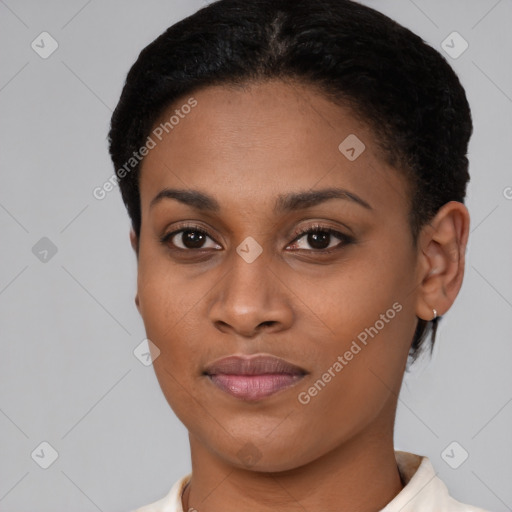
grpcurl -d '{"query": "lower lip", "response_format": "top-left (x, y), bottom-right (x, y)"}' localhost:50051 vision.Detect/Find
top-left (207, 373), bottom-right (305, 401)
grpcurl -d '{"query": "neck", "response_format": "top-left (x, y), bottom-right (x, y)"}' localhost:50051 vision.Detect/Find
top-left (182, 416), bottom-right (404, 512)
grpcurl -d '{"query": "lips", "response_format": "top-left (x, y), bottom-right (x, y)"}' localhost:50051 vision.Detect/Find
top-left (203, 354), bottom-right (307, 376)
top-left (203, 354), bottom-right (307, 401)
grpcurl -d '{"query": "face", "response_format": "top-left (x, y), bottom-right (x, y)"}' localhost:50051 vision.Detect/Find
top-left (133, 79), bottom-right (422, 471)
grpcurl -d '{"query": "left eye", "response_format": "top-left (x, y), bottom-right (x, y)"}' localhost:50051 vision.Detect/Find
top-left (160, 225), bottom-right (352, 254)
top-left (288, 228), bottom-right (351, 251)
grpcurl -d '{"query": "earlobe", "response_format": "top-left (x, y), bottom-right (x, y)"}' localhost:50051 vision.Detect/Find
top-left (415, 201), bottom-right (470, 321)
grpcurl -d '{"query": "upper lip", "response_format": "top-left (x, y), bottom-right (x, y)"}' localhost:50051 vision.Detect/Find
top-left (203, 354), bottom-right (307, 376)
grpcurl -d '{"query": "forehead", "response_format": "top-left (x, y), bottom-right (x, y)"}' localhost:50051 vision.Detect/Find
top-left (138, 80), bottom-right (409, 217)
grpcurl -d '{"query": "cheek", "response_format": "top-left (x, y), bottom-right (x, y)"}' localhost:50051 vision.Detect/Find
top-left (136, 259), bottom-right (184, 358)
top-left (292, 312), bottom-right (410, 454)
top-left (136, 255), bottom-right (209, 368)
top-left (136, 265), bottom-right (205, 419)
top-left (296, 240), bottom-right (415, 406)
top-left (302, 241), bottom-right (413, 338)
top-left (137, 247), bottom-right (188, 325)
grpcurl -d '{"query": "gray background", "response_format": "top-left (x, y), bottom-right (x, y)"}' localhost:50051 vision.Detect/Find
top-left (0, 0), bottom-right (511, 511)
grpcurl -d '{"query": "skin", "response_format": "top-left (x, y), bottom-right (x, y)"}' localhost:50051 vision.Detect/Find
top-left (129, 79), bottom-right (470, 512)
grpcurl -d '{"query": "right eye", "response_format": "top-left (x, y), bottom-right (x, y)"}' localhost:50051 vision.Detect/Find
top-left (160, 225), bottom-right (222, 251)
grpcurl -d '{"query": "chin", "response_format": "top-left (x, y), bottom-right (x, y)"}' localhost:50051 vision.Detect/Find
top-left (210, 434), bottom-right (315, 474)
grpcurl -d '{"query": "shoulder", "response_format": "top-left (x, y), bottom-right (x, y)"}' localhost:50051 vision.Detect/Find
top-left (385, 451), bottom-right (493, 512)
top-left (442, 494), bottom-right (492, 512)
top-left (131, 473), bottom-right (192, 512)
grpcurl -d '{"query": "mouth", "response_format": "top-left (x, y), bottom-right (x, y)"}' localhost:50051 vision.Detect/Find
top-left (203, 354), bottom-right (308, 401)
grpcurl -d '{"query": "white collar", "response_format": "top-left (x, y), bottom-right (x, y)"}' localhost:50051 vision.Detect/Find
top-left (133, 450), bottom-right (490, 512)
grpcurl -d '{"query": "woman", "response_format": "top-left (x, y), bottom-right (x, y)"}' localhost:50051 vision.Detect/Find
top-left (108, 0), bottom-right (489, 510)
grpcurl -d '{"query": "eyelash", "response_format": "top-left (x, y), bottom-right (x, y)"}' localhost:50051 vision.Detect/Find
top-left (159, 223), bottom-right (354, 254)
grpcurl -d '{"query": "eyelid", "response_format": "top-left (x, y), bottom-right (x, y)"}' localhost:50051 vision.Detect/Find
top-left (286, 223), bottom-right (354, 250)
top-left (289, 222), bottom-right (349, 240)
top-left (160, 221), bottom-right (354, 253)
top-left (159, 222), bottom-right (221, 247)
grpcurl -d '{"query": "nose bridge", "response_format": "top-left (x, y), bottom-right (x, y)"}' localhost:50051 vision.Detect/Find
top-left (224, 243), bottom-right (275, 309)
top-left (224, 218), bottom-right (274, 295)
top-left (208, 241), bottom-right (293, 335)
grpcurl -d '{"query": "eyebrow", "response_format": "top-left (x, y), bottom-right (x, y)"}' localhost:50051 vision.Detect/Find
top-left (149, 187), bottom-right (373, 212)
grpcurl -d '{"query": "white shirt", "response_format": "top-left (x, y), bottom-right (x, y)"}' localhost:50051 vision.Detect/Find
top-left (133, 450), bottom-right (491, 512)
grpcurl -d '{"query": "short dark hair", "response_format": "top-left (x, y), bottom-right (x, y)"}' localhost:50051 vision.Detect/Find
top-left (108, 0), bottom-right (473, 363)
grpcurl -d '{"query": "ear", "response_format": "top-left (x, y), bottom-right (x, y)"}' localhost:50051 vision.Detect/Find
top-left (129, 228), bottom-right (140, 312)
top-left (129, 228), bottom-right (139, 255)
top-left (415, 201), bottom-right (470, 321)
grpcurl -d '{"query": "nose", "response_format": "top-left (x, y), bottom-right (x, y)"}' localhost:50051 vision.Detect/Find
top-left (207, 250), bottom-right (294, 338)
